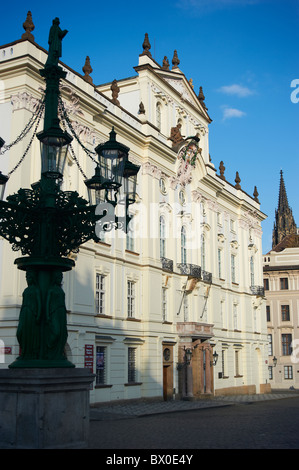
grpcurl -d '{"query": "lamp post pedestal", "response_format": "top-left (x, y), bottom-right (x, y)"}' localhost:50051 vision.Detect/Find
top-left (0, 368), bottom-right (94, 449)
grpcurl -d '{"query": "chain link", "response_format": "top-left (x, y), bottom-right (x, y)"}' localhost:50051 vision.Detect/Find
top-left (0, 96), bottom-right (45, 155)
top-left (58, 96), bottom-right (98, 165)
top-left (7, 100), bottom-right (45, 177)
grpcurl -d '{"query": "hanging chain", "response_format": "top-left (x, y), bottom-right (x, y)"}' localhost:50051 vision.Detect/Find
top-left (68, 142), bottom-right (88, 179)
top-left (0, 96), bottom-right (46, 155)
top-left (7, 100), bottom-right (46, 177)
top-left (58, 96), bottom-right (98, 165)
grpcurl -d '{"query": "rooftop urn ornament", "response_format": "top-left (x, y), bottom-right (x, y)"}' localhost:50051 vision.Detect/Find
top-left (219, 161), bottom-right (226, 180)
top-left (111, 79), bottom-right (120, 106)
top-left (253, 186), bottom-right (260, 203)
top-left (82, 56), bottom-right (93, 84)
top-left (172, 50), bottom-right (180, 69)
top-left (235, 171), bottom-right (241, 190)
top-left (141, 33), bottom-right (152, 57)
top-left (198, 86), bottom-right (207, 109)
top-left (22, 11), bottom-right (35, 41)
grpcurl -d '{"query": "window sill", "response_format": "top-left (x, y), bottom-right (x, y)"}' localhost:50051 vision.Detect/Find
top-left (163, 321), bottom-right (173, 325)
top-left (125, 250), bottom-right (140, 256)
top-left (126, 317), bottom-right (141, 322)
top-left (124, 382), bottom-right (143, 387)
top-left (95, 384), bottom-right (113, 389)
top-left (95, 314), bottom-right (112, 319)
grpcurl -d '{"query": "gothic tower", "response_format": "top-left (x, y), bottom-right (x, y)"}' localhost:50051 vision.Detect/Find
top-left (272, 170), bottom-right (297, 248)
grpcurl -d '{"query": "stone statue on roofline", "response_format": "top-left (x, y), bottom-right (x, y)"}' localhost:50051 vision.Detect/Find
top-left (45, 17), bottom-right (68, 67)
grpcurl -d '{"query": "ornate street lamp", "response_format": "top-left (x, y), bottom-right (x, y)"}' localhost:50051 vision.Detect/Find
top-left (95, 127), bottom-right (128, 190)
top-left (273, 356), bottom-right (277, 367)
top-left (211, 350), bottom-right (218, 366)
top-left (0, 138), bottom-right (8, 201)
top-left (184, 347), bottom-right (192, 365)
top-left (0, 17), bottom-right (139, 368)
top-left (122, 159), bottom-right (140, 205)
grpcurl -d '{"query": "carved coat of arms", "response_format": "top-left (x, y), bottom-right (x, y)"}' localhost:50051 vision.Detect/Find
top-left (176, 137), bottom-right (201, 186)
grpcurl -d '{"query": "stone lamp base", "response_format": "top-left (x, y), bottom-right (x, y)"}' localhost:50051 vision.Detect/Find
top-left (0, 368), bottom-right (95, 449)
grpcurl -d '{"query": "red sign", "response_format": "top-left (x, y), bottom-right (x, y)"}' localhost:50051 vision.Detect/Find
top-left (84, 344), bottom-right (94, 372)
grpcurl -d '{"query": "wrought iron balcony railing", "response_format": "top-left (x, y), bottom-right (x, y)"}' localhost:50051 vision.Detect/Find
top-left (250, 285), bottom-right (265, 297)
top-left (177, 263), bottom-right (201, 279)
top-left (161, 257), bottom-right (174, 273)
top-left (202, 270), bottom-right (212, 283)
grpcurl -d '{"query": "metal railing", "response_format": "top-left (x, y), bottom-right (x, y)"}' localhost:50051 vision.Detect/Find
top-left (177, 263), bottom-right (201, 278)
top-left (250, 285), bottom-right (265, 297)
top-left (160, 257), bottom-right (174, 273)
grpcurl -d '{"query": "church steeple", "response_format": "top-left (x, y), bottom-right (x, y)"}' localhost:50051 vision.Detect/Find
top-left (272, 170), bottom-right (297, 248)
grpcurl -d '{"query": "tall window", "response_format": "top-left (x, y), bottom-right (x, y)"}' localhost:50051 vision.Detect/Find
top-left (221, 349), bottom-right (227, 378)
top-left (160, 215), bottom-right (166, 258)
top-left (96, 274), bottom-right (105, 315)
top-left (233, 304), bottom-right (238, 330)
top-left (218, 249), bottom-right (222, 279)
top-left (235, 350), bottom-right (240, 376)
top-left (250, 255), bottom-right (254, 286)
top-left (156, 103), bottom-right (162, 130)
top-left (231, 254), bottom-right (236, 283)
top-left (127, 281), bottom-right (135, 318)
top-left (280, 278), bottom-right (289, 290)
top-left (126, 228), bottom-right (134, 251)
top-left (201, 234), bottom-right (206, 271)
top-left (162, 287), bottom-right (167, 322)
top-left (128, 347), bottom-right (137, 383)
top-left (282, 334), bottom-right (292, 356)
top-left (268, 334), bottom-right (273, 356)
top-left (266, 305), bottom-right (271, 322)
top-left (281, 305), bottom-right (290, 321)
top-left (183, 293), bottom-right (188, 322)
top-left (96, 346), bottom-right (106, 385)
top-left (181, 226), bottom-right (187, 263)
top-left (264, 278), bottom-right (269, 291)
top-left (284, 366), bottom-right (293, 379)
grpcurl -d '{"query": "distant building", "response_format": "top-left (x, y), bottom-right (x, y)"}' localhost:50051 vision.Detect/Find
top-left (0, 13), bottom-right (270, 403)
top-left (264, 171), bottom-right (299, 389)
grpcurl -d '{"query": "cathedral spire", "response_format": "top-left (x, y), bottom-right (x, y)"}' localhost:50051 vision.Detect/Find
top-left (272, 170), bottom-right (297, 248)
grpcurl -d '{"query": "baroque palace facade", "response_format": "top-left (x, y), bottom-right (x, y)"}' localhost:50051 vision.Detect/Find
top-left (0, 13), bottom-right (270, 403)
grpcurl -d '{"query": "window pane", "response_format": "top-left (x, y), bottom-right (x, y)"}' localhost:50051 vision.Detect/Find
top-left (96, 346), bottom-right (106, 385)
top-left (128, 347), bottom-right (136, 383)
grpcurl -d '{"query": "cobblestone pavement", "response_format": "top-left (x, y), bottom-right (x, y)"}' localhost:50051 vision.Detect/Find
top-left (90, 391), bottom-right (299, 421)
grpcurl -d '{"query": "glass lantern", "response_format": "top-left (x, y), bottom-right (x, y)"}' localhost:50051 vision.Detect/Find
top-left (95, 128), bottom-right (128, 190)
top-left (37, 128), bottom-right (72, 179)
top-left (122, 159), bottom-right (140, 205)
top-left (84, 165), bottom-right (107, 206)
top-left (0, 171), bottom-right (8, 201)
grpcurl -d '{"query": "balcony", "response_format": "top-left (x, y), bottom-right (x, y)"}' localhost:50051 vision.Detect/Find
top-left (250, 285), bottom-right (265, 297)
top-left (161, 257), bottom-right (173, 273)
top-left (177, 322), bottom-right (214, 340)
top-left (177, 263), bottom-right (201, 279)
top-left (202, 270), bottom-right (212, 283)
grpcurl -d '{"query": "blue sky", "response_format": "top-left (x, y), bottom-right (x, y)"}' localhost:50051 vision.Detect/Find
top-left (1, 0), bottom-right (298, 253)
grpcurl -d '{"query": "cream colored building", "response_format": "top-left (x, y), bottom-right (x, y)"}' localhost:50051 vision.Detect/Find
top-left (0, 16), bottom-right (270, 403)
top-left (264, 239), bottom-right (299, 389)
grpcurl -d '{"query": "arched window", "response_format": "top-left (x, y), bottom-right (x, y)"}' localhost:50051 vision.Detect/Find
top-left (201, 234), bottom-right (206, 271)
top-left (160, 215), bottom-right (166, 258)
top-left (181, 226), bottom-right (187, 263)
top-left (156, 102), bottom-right (162, 130)
top-left (250, 255), bottom-right (254, 286)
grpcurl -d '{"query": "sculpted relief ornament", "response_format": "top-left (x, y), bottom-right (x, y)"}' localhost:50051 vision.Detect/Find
top-left (176, 136), bottom-right (202, 187)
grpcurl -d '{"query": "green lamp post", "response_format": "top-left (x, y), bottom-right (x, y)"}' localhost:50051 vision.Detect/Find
top-left (0, 17), bottom-right (139, 368)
